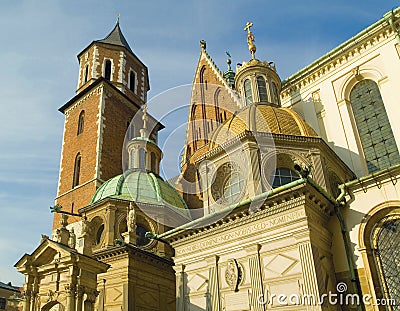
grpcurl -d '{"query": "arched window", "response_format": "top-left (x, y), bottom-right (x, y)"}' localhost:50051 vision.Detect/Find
top-left (271, 82), bottom-right (280, 105)
top-left (244, 79), bottom-right (253, 105)
top-left (72, 153), bottom-right (81, 187)
top-left (373, 216), bottom-right (400, 308)
top-left (104, 59), bottom-right (112, 80)
top-left (77, 110), bottom-right (84, 135)
top-left (126, 122), bottom-right (134, 140)
top-left (129, 70), bottom-right (136, 92)
top-left (270, 168), bottom-right (299, 188)
top-left (84, 65), bottom-right (89, 83)
top-left (150, 152), bottom-right (157, 172)
top-left (257, 76), bottom-right (268, 102)
top-left (95, 224), bottom-right (105, 245)
top-left (214, 88), bottom-right (221, 123)
top-left (350, 79), bottom-right (400, 173)
top-left (139, 149), bottom-right (146, 170)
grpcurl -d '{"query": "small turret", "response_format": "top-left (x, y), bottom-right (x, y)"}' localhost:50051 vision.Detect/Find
top-left (126, 105), bottom-right (162, 174)
top-left (223, 52), bottom-right (235, 88)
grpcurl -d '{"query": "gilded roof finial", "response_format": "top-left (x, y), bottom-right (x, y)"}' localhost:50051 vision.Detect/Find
top-left (244, 22), bottom-right (256, 60)
top-left (116, 13), bottom-right (120, 25)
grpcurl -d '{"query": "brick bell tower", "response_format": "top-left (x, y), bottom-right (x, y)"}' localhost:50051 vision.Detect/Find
top-left (54, 20), bottom-right (150, 228)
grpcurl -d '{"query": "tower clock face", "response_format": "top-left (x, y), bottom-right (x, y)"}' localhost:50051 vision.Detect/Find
top-left (211, 162), bottom-right (245, 205)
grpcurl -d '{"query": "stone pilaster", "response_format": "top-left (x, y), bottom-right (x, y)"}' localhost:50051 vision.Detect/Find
top-left (105, 204), bottom-right (117, 246)
top-left (207, 255), bottom-right (221, 311)
top-left (246, 244), bottom-right (265, 311)
top-left (299, 242), bottom-right (323, 311)
top-left (173, 264), bottom-right (186, 311)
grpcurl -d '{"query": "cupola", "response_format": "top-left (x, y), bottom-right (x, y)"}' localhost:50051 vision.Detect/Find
top-left (234, 22), bottom-right (282, 107)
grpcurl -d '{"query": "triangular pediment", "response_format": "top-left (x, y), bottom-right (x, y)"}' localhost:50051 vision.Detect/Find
top-left (15, 239), bottom-right (75, 271)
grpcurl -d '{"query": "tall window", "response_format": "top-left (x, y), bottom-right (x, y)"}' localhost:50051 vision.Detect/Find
top-left (72, 153), bottom-right (81, 187)
top-left (77, 110), bottom-right (84, 135)
top-left (257, 76), bottom-right (268, 102)
top-left (271, 82), bottom-right (280, 105)
top-left (84, 65), bottom-right (89, 83)
top-left (139, 149), bottom-right (146, 170)
top-left (126, 122), bottom-right (135, 140)
top-left (104, 59), bottom-right (112, 80)
top-left (244, 79), bottom-right (253, 105)
top-left (270, 168), bottom-right (299, 188)
top-left (129, 70), bottom-right (136, 92)
top-left (0, 298), bottom-right (5, 310)
top-left (150, 152), bottom-right (156, 172)
top-left (374, 216), bottom-right (400, 309)
top-left (350, 79), bottom-right (400, 173)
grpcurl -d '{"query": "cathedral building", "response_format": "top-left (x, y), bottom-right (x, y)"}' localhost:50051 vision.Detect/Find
top-left (15, 8), bottom-right (400, 311)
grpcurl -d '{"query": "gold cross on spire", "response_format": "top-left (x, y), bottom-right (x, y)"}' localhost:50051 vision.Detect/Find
top-left (244, 22), bottom-right (256, 59)
top-left (116, 13), bottom-right (120, 24)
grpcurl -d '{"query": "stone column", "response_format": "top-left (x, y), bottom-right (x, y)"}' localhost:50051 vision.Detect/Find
top-left (246, 244), bottom-right (265, 311)
top-left (207, 255), bottom-right (221, 311)
top-left (23, 290), bottom-right (31, 311)
top-left (30, 274), bottom-right (40, 311)
top-left (75, 286), bottom-right (84, 311)
top-left (173, 264), bottom-right (186, 311)
top-left (65, 284), bottom-right (76, 311)
top-left (83, 289), bottom-right (98, 311)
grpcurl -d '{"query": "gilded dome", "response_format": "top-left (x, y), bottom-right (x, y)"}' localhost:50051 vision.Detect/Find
top-left (90, 170), bottom-right (189, 216)
top-left (210, 103), bottom-right (318, 147)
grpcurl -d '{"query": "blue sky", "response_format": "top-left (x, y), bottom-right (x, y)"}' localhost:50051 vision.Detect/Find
top-left (0, 0), bottom-right (399, 285)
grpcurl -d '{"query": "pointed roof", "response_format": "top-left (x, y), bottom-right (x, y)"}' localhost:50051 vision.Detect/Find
top-left (95, 21), bottom-right (133, 53)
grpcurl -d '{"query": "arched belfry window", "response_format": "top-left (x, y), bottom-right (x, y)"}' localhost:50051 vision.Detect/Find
top-left (257, 76), bottom-right (268, 102)
top-left (373, 216), bottom-right (400, 309)
top-left (350, 79), bottom-right (400, 173)
top-left (73, 153), bottom-right (81, 187)
top-left (84, 65), bottom-right (89, 83)
top-left (104, 59), bottom-right (112, 81)
top-left (77, 111), bottom-right (84, 135)
top-left (244, 79), bottom-right (253, 105)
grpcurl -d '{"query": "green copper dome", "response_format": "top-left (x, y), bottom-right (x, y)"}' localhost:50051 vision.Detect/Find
top-left (90, 170), bottom-right (189, 213)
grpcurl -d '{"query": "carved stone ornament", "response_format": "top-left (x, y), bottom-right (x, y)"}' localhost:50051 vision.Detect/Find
top-left (225, 259), bottom-right (243, 292)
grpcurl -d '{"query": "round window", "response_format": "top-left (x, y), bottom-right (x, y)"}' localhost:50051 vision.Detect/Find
top-left (136, 223), bottom-right (151, 246)
top-left (222, 171), bottom-right (245, 204)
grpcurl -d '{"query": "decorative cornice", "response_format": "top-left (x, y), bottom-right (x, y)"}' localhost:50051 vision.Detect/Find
top-left (281, 10), bottom-right (400, 100)
top-left (64, 85), bottom-right (103, 116)
top-left (168, 183), bottom-right (331, 245)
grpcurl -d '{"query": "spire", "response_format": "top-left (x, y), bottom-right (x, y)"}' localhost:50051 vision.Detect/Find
top-left (244, 22), bottom-right (256, 60)
top-left (96, 21), bottom-right (133, 53)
